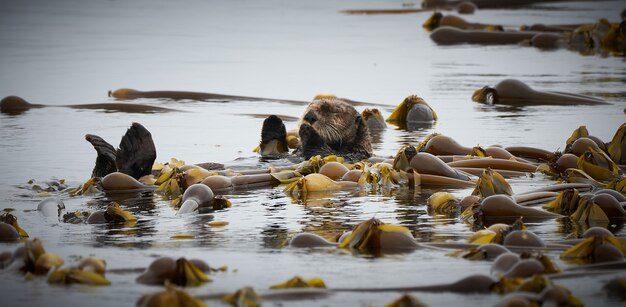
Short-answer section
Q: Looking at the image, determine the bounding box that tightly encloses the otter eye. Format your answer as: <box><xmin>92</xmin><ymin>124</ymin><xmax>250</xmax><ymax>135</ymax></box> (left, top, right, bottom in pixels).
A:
<box><xmin>304</xmin><ymin>111</ymin><xmax>317</xmax><ymax>124</ymax></box>
<box><xmin>355</xmin><ymin>115</ymin><xmax>361</xmax><ymax>123</ymax></box>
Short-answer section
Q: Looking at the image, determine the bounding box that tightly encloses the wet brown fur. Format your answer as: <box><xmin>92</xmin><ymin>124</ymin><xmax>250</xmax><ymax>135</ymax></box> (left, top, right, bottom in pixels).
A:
<box><xmin>299</xmin><ymin>98</ymin><xmax>372</xmax><ymax>161</ymax></box>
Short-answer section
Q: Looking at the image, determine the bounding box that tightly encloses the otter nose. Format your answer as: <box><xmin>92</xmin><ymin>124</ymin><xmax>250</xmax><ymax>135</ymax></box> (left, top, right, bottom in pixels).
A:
<box><xmin>303</xmin><ymin>111</ymin><xmax>317</xmax><ymax>124</ymax></box>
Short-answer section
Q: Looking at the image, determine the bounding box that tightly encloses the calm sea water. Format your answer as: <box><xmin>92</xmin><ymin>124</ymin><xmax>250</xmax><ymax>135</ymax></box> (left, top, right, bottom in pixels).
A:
<box><xmin>1</xmin><ymin>0</ymin><xmax>625</xmax><ymax>306</ymax></box>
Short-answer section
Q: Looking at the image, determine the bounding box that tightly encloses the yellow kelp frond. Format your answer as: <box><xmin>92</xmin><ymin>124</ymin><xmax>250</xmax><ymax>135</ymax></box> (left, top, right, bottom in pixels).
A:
<box><xmin>48</xmin><ymin>268</ymin><xmax>110</xmax><ymax>285</ymax></box>
<box><xmin>601</xmin><ymin>22</ymin><xmax>626</xmax><ymax>55</ymax></box>
<box><xmin>152</xmin><ymin>158</ymin><xmax>185</xmax><ymax>172</ymax></box>
<box><xmin>470</xmin><ymin>146</ymin><xmax>487</xmax><ymax>157</ymax></box>
<box><xmin>137</xmin><ymin>283</ymin><xmax>207</xmax><ymax>307</ymax></box>
<box><xmin>570</xmin><ymin>197</ymin><xmax>609</xmax><ymax>225</ymax></box>
<box><xmin>156</xmin><ymin>167</ymin><xmax>184</xmax><ymax>198</ymax></box>
<box><xmin>577</xmin><ymin>148</ymin><xmax>620</xmax><ymax>181</ymax></box>
<box><xmin>78</xmin><ymin>257</ymin><xmax>107</xmax><ymax>275</ymax></box>
<box><xmin>607</xmin><ymin>177</ymin><xmax>626</xmax><ymax>194</ymax></box>
<box><xmin>422</xmin><ymin>12</ymin><xmax>443</xmax><ymax>31</ymax></box>
<box><xmin>68</xmin><ymin>177</ymin><xmax>101</xmax><ymax>196</ymax></box>
<box><xmin>492</xmin><ymin>277</ymin><xmax>525</xmax><ymax>294</ymax></box>
<box><xmin>516</xmin><ymin>274</ymin><xmax>552</xmax><ymax>293</ymax></box>
<box><xmin>393</xmin><ymin>144</ymin><xmax>418</xmax><ymax>172</ymax></box>
<box><xmin>560</xmin><ymin>235</ymin><xmax>624</xmax><ymax>262</ymax></box>
<box><xmin>386</xmin><ymin>95</ymin><xmax>437</xmax><ymax>126</ymax></box>
<box><xmin>270</xmin><ymin>171</ymin><xmax>301</xmax><ymax>185</ymax></box>
<box><xmin>563</xmin><ymin>168</ymin><xmax>603</xmax><ymax>186</ymax></box>
<box><xmin>337</xmin><ymin>218</ymin><xmax>412</xmax><ymax>253</ymax></box>
<box><xmin>294</xmin><ymin>155</ymin><xmax>325</xmax><ymax>175</ymax></box>
<box><xmin>607</xmin><ymin>123</ymin><xmax>626</xmax><ymax>165</ymax></box>
<box><xmin>469</xmin><ymin>229</ymin><xmax>496</xmax><ymax>245</ymax></box>
<box><xmin>270</xmin><ymin>276</ymin><xmax>326</xmax><ymax>289</ymax></box>
<box><xmin>359</xmin><ymin>163</ymin><xmax>409</xmax><ymax>190</ymax></box>
<box><xmin>566</xmin><ymin>125</ymin><xmax>589</xmax><ymax>148</ymax></box>
<box><xmin>222</xmin><ymin>287</ymin><xmax>261</xmax><ymax>307</ymax></box>
<box><xmin>211</xmin><ymin>195</ymin><xmax>232</xmax><ymax>211</ymax></box>
<box><xmin>22</xmin><ymin>238</ymin><xmax>48</xmax><ymax>274</ymax></box>
<box><xmin>537</xmin><ymin>254</ymin><xmax>561</xmax><ymax>274</ymax></box>
<box><xmin>427</xmin><ymin>192</ymin><xmax>460</xmax><ymax>216</ymax></box>
<box><xmin>386</xmin><ymin>293</ymin><xmax>427</xmax><ymax>307</ymax></box>
<box><xmin>543</xmin><ymin>189</ymin><xmax>580</xmax><ymax>215</ymax></box>
<box><xmin>284</xmin><ymin>173</ymin><xmax>356</xmax><ymax>197</ymax></box>
<box><xmin>173</xmin><ymin>257</ymin><xmax>211</xmax><ymax>287</ymax></box>
<box><xmin>471</xmin><ymin>168</ymin><xmax>513</xmax><ymax>198</ymax></box>
<box><xmin>415</xmin><ymin>133</ymin><xmax>440</xmax><ymax>152</ymax></box>
<box><xmin>104</xmin><ymin>202</ymin><xmax>137</xmax><ymax>222</ymax></box>
<box><xmin>0</xmin><ymin>212</ymin><xmax>28</xmax><ymax>237</ymax></box>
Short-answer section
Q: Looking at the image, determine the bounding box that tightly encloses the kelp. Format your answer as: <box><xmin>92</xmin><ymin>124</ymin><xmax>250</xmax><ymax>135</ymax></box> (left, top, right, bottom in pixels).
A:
<box><xmin>104</xmin><ymin>202</ymin><xmax>138</xmax><ymax>222</ymax></box>
<box><xmin>358</xmin><ymin>162</ymin><xmax>409</xmax><ymax>190</ymax></box>
<box><xmin>68</xmin><ymin>177</ymin><xmax>101</xmax><ymax>196</ymax></box>
<box><xmin>427</xmin><ymin>192</ymin><xmax>460</xmax><ymax>216</ymax></box>
<box><xmin>576</xmin><ymin>148</ymin><xmax>620</xmax><ymax>181</ymax></box>
<box><xmin>392</xmin><ymin>144</ymin><xmax>418</xmax><ymax>172</ymax></box>
<box><xmin>222</xmin><ymin>287</ymin><xmax>261</xmax><ymax>307</ymax></box>
<box><xmin>386</xmin><ymin>293</ymin><xmax>427</xmax><ymax>307</ymax></box>
<box><xmin>570</xmin><ymin>197</ymin><xmax>610</xmax><ymax>225</ymax></box>
<box><xmin>337</xmin><ymin>218</ymin><xmax>414</xmax><ymax>253</ymax></box>
<box><xmin>0</xmin><ymin>211</ymin><xmax>28</xmax><ymax>237</ymax></box>
<box><xmin>565</xmin><ymin>125</ymin><xmax>589</xmax><ymax>150</ymax></box>
<box><xmin>543</xmin><ymin>189</ymin><xmax>580</xmax><ymax>215</ymax></box>
<box><xmin>270</xmin><ymin>276</ymin><xmax>326</xmax><ymax>289</ymax></box>
<box><xmin>20</xmin><ymin>238</ymin><xmax>64</xmax><ymax>275</ymax></box>
<box><xmin>155</xmin><ymin>166</ymin><xmax>184</xmax><ymax>198</ymax></box>
<box><xmin>561</xmin><ymin>235</ymin><xmax>624</xmax><ymax>262</ymax></box>
<box><xmin>48</xmin><ymin>267</ymin><xmax>110</xmax><ymax>285</ymax></box>
<box><xmin>137</xmin><ymin>283</ymin><xmax>206</xmax><ymax>307</ymax></box>
<box><xmin>471</xmin><ymin>168</ymin><xmax>513</xmax><ymax>198</ymax></box>
<box><xmin>284</xmin><ymin>173</ymin><xmax>357</xmax><ymax>198</ymax></box>
<box><xmin>386</xmin><ymin>95</ymin><xmax>437</xmax><ymax>128</ymax></box>
<box><xmin>607</xmin><ymin>123</ymin><xmax>626</xmax><ymax>165</ymax></box>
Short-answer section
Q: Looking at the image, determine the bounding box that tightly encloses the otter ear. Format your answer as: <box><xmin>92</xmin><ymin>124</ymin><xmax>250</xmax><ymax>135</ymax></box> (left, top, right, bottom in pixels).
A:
<box><xmin>355</xmin><ymin>114</ymin><xmax>362</xmax><ymax>124</ymax></box>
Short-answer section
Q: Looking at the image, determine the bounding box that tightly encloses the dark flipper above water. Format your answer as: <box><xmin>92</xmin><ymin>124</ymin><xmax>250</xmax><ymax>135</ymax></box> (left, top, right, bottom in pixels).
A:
<box><xmin>85</xmin><ymin>134</ymin><xmax>118</xmax><ymax>178</ymax></box>
<box><xmin>116</xmin><ymin>123</ymin><xmax>156</xmax><ymax>179</ymax></box>
<box><xmin>86</xmin><ymin>123</ymin><xmax>156</xmax><ymax>179</ymax></box>
<box><xmin>260</xmin><ymin>115</ymin><xmax>289</xmax><ymax>158</ymax></box>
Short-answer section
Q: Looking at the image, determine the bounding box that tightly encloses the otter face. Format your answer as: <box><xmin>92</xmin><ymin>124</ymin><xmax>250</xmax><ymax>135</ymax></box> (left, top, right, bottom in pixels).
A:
<box><xmin>300</xmin><ymin>98</ymin><xmax>361</xmax><ymax>148</ymax></box>
<box><xmin>472</xmin><ymin>86</ymin><xmax>498</xmax><ymax>105</ymax></box>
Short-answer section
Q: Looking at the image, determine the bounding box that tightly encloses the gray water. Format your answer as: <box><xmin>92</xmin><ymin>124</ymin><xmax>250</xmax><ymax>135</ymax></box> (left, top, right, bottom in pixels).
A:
<box><xmin>1</xmin><ymin>0</ymin><xmax>625</xmax><ymax>306</ymax></box>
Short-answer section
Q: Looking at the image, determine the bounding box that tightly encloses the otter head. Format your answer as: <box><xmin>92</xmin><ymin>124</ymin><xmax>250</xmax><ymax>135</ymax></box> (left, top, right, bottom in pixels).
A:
<box><xmin>300</xmin><ymin>98</ymin><xmax>363</xmax><ymax>149</ymax></box>
<box><xmin>422</xmin><ymin>12</ymin><xmax>443</xmax><ymax>30</ymax></box>
<box><xmin>472</xmin><ymin>86</ymin><xmax>499</xmax><ymax>105</ymax></box>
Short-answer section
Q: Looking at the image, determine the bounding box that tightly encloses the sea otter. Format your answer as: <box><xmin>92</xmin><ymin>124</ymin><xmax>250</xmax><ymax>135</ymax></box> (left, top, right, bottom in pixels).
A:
<box><xmin>86</xmin><ymin>122</ymin><xmax>156</xmax><ymax>179</ymax></box>
<box><xmin>260</xmin><ymin>97</ymin><xmax>373</xmax><ymax>161</ymax></box>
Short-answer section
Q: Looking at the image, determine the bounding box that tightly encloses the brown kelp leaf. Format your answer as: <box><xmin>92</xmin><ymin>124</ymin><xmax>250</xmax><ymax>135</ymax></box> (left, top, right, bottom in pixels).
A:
<box><xmin>471</xmin><ymin>168</ymin><xmax>513</xmax><ymax>197</ymax></box>
<box><xmin>607</xmin><ymin>123</ymin><xmax>626</xmax><ymax>165</ymax></box>
<box><xmin>68</xmin><ymin>177</ymin><xmax>101</xmax><ymax>196</ymax></box>
<box><xmin>48</xmin><ymin>268</ymin><xmax>110</xmax><ymax>285</ymax></box>
<box><xmin>560</xmin><ymin>235</ymin><xmax>624</xmax><ymax>261</ymax></box>
<box><xmin>222</xmin><ymin>287</ymin><xmax>261</xmax><ymax>307</ymax></box>
<box><xmin>0</xmin><ymin>212</ymin><xmax>28</xmax><ymax>237</ymax></box>
<box><xmin>386</xmin><ymin>293</ymin><xmax>427</xmax><ymax>307</ymax></box>
<box><xmin>565</xmin><ymin>125</ymin><xmax>589</xmax><ymax>149</ymax></box>
<box><xmin>137</xmin><ymin>283</ymin><xmax>206</xmax><ymax>307</ymax></box>
<box><xmin>270</xmin><ymin>276</ymin><xmax>326</xmax><ymax>289</ymax></box>
<box><xmin>104</xmin><ymin>202</ymin><xmax>137</xmax><ymax>222</ymax></box>
<box><xmin>576</xmin><ymin>148</ymin><xmax>620</xmax><ymax>181</ymax></box>
<box><xmin>544</xmin><ymin>189</ymin><xmax>580</xmax><ymax>215</ymax></box>
<box><xmin>174</xmin><ymin>258</ymin><xmax>211</xmax><ymax>287</ymax></box>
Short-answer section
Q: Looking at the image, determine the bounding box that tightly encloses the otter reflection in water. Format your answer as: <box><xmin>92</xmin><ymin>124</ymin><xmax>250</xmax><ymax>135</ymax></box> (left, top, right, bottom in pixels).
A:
<box><xmin>260</xmin><ymin>96</ymin><xmax>373</xmax><ymax>161</ymax></box>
